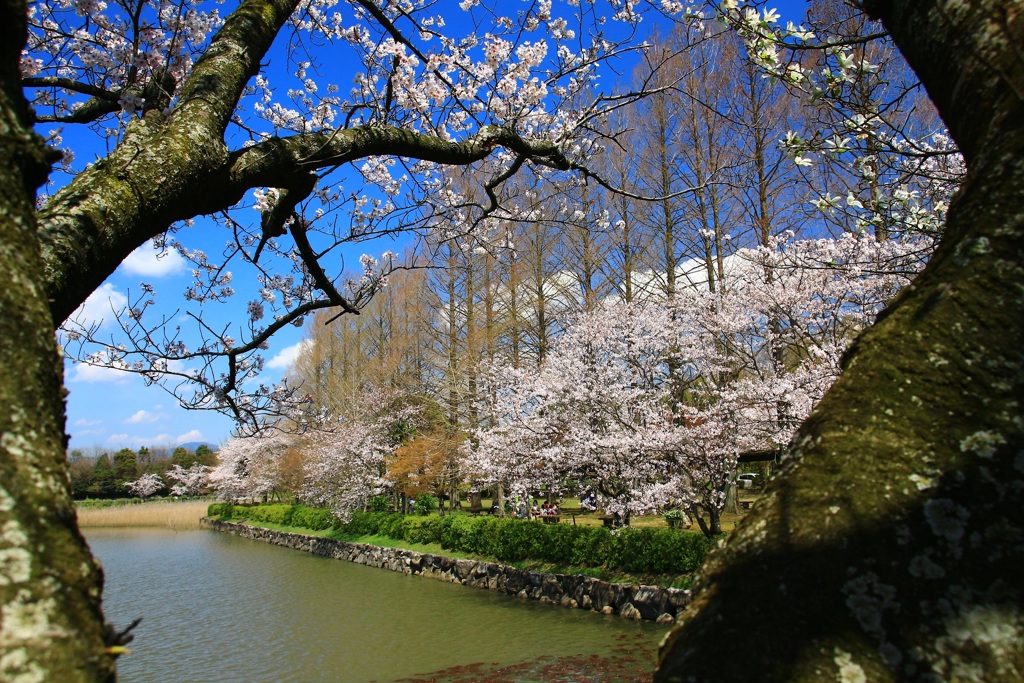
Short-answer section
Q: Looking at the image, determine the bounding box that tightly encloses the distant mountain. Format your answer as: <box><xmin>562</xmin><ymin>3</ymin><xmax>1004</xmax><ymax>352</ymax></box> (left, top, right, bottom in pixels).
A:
<box><xmin>178</xmin><ymin>441</ymin><xmax>219</xmax><ymax>452</ymax></box>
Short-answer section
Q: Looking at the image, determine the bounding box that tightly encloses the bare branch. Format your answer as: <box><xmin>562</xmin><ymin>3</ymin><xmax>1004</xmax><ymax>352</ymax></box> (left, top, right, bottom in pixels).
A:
<box><xmin>22</xmin><ymin>76</ymin><xmax>120</xmax><ymax>100</ymax></box>
<box><xmin>289</xmin><ymin>216</ymin><xmax>360</xmax><ymax>315</ymax></box>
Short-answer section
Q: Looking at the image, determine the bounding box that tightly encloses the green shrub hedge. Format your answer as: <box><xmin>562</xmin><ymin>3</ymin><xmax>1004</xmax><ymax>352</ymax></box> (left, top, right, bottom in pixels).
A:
<box><xmin>209</xmin><ymin>503</ymin><xmax>716</xmax><ymax>575</ymax></box>
<box><xmin>290</xmin><ymin>505</ymin><xmax>336</xmax><ymax>531</ymax></box>
<box><xmin>207</xmin><ymin>502</ymin><xmax>233</xmax><ymax>518</ymax></box>
<box><xmin>246</xmin><ymin>503</ymin><xmax>294</xmax><ymax>526</ymax></box>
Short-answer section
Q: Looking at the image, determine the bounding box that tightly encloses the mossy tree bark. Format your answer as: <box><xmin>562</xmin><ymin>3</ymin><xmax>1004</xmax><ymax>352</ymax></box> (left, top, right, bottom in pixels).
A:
<box><xmin>656</xmin><ymin>2</ymin><xmax>1024</xmax><ymax>681</ymax></box>
<box><xmin>0</xmin><ymin>1</ymin><xmax>115</xmax><ymax>680</ymax></box>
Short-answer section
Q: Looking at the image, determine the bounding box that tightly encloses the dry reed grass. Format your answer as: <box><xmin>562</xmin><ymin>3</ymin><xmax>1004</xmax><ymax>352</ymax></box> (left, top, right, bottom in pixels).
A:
<box><xmin>76</xmin><ymin>500</ymin><xmax>209</xmax><ymax>530</ymax></box>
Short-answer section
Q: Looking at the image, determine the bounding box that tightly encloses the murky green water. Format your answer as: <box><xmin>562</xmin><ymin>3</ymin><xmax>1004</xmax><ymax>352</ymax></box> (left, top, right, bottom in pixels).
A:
<box><xmin>87</xmin><ymin>528</ymin><xmax>664</xmax><ymax>682</ymax></box>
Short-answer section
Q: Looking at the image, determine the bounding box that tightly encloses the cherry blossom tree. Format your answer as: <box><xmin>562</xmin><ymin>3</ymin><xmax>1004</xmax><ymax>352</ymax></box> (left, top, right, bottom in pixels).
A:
<box><xmin>208</xmin><ymin>386</ymin><xmax>424</xmax><ymax>518</ymax></box>
<box><xmin>471</xmin><ymin>231</ymin><xmax>923</xmax><ymax>534</ymax></box>
<box><xmin>299</xmin><ymin>422</ymin><xmax>392</xmax><ymax>521</ymax></box>
<box><xmin>670</xmin><ymin>232</ymin><xmax>922</xmax><ymax>532</ymax></box>
<box><xmin>300</xmin><ymin>387</ymin><xmax>426</xmax><ymax>519</ymax></box>
<box><xmin>165</xmin><ymin>463</ymin><xmax>211</xmax><ymax>497</ymax></box>
<box><xmin>494</xmin><ymin>299</ymin><xmax>689</xmax><ymax>525</ymax></box>
<box><xmin>209</xmin><ymin>427</ymin><xmax>295</xmax><ymax>500</ymax></box>
<box><xmin>123</xmin><ymin>472</ymin><xmax>165</xmax><ymax>498</ymax></box>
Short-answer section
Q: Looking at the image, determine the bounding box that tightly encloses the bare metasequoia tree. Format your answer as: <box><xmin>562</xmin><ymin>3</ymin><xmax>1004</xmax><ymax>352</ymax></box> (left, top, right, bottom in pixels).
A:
<box><xmin>657</xmin><ymin>1</ymin><xmax>1024</xmax><ymax>680</ymax></box>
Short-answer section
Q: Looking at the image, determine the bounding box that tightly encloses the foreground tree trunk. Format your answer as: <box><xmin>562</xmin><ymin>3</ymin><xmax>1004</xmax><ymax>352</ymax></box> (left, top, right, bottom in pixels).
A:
<box><xmin>657</xmin><ymin>2</ymin><xmax>1024</xmax><ymax>681</ymax></box>
<box><xmin>0</xmin><ymin>1</ymin><xmax>115</xmax><ymax>680</ymax></box>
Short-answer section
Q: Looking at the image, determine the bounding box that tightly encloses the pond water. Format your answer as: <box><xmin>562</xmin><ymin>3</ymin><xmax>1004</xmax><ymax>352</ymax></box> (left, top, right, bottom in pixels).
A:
<box><xmin>86</xmin><ymin>528</ymin><xmax>665</xmax><ymax>682</ymax></box>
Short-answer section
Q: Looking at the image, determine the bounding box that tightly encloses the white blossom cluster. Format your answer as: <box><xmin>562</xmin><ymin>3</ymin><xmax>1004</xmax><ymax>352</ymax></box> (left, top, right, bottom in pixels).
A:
<box><xmin>123</xmin><ymin>472</ymin><xmax>165</xmax><ymax>498</ymax></box>
<box><xmin>24</xmin><ymin>0</ymin><xmax>223</xmax><ymax>121</ymax></box>
<box><xmin>165</xmin><ymin>463</ymin><xmax>212</xmax><ymax>497</ymax></box>
<box><xmin>209</xmin><ymin>388</ymin><xmax>423</xmax><ymax>520</ymax></box>
<box><xmin>468</xmin><ymin>233</ymin><xmax>924</xmax><ymax>520</ymax></box>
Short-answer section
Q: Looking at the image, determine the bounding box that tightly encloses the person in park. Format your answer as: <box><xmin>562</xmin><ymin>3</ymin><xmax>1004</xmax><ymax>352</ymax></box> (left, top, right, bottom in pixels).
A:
<box><xmin>0</xmin><ymin>2</ymin><xmax>1020</xmax><ymax>683</ymax></box>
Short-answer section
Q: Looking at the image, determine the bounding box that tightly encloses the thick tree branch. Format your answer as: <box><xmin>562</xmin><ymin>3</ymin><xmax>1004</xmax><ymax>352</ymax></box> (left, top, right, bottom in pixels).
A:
<box><xmin>34</xmin><ymin>96</ymin><xmax>121</xmax><ymax>124</ymax></box>
<box><xmin>173</xmin><ymin>0</ymin><xmax>300</xmax><ymax>136</ymax></box>
<box><xmin>226</xmin><ymin>123</ymin><xmax>569</xmax><ymax>189</ymax></box>
<box><xmin>36</xmin><ymin>0</ymin><xmax>301</xmax><ymax>325</ymax></box>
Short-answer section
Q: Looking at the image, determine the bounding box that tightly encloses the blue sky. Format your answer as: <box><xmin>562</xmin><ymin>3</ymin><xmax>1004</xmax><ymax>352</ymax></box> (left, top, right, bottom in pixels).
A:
<box><xmin>60</xmin><ymin>0</ymin><xmax>810</xmax><ymax>454</ymax></box>
<box><xmin>63</xmin><ymin>236</ymin><xmax>308</xmax><ymax>451</ymax></box>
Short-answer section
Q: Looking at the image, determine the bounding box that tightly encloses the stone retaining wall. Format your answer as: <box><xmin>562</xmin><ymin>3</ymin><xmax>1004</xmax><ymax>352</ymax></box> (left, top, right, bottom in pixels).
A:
<box><xmin>201</xmin><ymin>518</ymin><xmax>689</xmax><ymax>624</ymax></box>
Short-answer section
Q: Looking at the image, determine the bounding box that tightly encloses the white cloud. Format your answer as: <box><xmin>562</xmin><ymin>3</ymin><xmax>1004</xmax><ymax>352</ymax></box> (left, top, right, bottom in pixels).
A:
<box><xmin>163</xmin><ymin>359</ymin><xmax>196</xmax><ymax>376</ymax></box>
<box><xmin>125</xmin><ymin>409</ymin><xmax>162</xmax><ymax>424</ymax></box>
<box><xmin>121</xmin><ymin>240</ymin><xmax>186</xmax><ymax>278</ymax></box>
<box><xmin>107</xmin><ymin>433</ymin><xmax>175</xmax><ymax>448</ymax></box>
<box><xmin>73</xmin><ymin>417</ymin><xmax>102</xmax><ymax>427</ymax></box>
<box><xmin>266</xmin><ymin>340</ymin><xmax>308</xmax><ymax>370</ymax></box>
<box><xmin>70</xmin><ymin>362</ymin><xmax>130</xmax><ymax>384</ymax></box>
<box><xmin>105</xmin><ymin>430</ymin><xmax>204</xmax><ymax>449</ymax></box>
<box><xmin>65</xmin><ymin>283</ymin><xmax>127</xmax><ymax>330</ymax></box>
<box><xmin>176</xmin><ymin>430</ymin><xmax>204</xmax><ymax>444</ymax></box>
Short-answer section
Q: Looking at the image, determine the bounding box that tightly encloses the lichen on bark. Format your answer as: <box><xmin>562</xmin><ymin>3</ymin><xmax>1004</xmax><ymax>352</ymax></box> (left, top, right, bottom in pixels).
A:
<box><xmin>1</xmin><ymin>0</ymin><xmax>115</xmax><ymax>679</ymax></box>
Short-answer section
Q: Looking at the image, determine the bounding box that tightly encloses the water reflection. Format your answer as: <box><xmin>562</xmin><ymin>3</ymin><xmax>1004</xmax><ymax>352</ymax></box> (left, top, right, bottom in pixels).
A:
<box><xmin>87</xmin><ymin>528</ymin><xmax>664</xmax><ymax>682</ymax></box>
